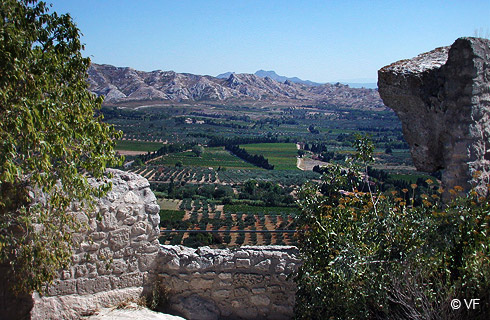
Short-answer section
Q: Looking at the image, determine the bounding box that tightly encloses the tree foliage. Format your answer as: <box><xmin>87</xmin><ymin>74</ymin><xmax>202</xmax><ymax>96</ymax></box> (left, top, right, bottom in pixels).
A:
<box><xmin>294</xmin><ymin>136</ymin><xmax>490</xmax><ymax>319</ymax></box>
<box><xmin>225</xmin><ymin>144</ymin><xmax>274</xmax><ymax>170</ymax></box>
<box><xmin>0</xmin><ymin>0</ymin><xmax>121</xmax><ymax>293</ymax></box>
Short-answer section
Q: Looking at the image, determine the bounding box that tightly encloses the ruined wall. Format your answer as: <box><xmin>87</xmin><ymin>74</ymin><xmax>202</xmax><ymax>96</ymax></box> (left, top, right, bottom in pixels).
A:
<box><xmin>158</xmin><ymin>245</ymin><xmax>299</xmax><ymax>320</ymax></box>
<box><xmin>378</xmin><ymin>37</ymin><xmax>490</xmax><ymax>196</ymax></box>
<box><xmin>30</xmin><ymin>169</ymin><xmax>162</xmax><ymax>319</ymax></box>
<box><xmin>22</xmin><ymin>170</ymin><xmax>299</xmax><ymax>320</ymax></box>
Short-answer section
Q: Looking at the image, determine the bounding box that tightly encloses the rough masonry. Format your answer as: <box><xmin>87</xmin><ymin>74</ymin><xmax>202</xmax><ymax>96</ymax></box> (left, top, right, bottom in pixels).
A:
<box><xmin>13</xmin><ymin>170</ymin><xmax>299</xmax><ymax>319</ymax></box>
<box><xmin>158</xmin><ymin>245</ymin><xmax>299</xmax><ymax>320</ymax></box>
<box><xmin>378</xmin><ymin>37</ymin><xmax>490</xmax><ymax>196</ymax></box>
<box><xmin>30</xmin><ymin>169</ymin><xmax>162</xmax><ymax>319</ymax></box>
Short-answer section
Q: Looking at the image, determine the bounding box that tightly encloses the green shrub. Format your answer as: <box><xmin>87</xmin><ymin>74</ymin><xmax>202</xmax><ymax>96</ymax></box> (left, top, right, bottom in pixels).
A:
<box><xmin>294</xmin><ymin>136</ymin><xmax>490</xmax><ymax>319</ymax></box>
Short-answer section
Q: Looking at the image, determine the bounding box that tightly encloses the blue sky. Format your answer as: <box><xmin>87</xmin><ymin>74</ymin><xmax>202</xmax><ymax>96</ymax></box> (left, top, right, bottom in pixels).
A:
<box><xmin>49</xmin><ymin>0</ymin><xmax>489</xmax><ymax>83</ymax></box>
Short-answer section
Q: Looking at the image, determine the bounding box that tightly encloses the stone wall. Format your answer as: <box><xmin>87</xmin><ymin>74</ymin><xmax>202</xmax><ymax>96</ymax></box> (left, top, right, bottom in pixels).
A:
<box><xmin>30</xmin><ymin>169</ymin><xmax>162</xmax><ymax>319</ymax></box>
<box><xmin>17</xmin><ymin>170</ymin><xmax>300</xmax><ymax>319</ymax></box>
<box><xmin>158</xmin><ymin>245</ymin><xmax>299</xmax><ymax>320</ymax></box>
<box><xmin>378</xmin><ymin>37</ymin><xmax>490</xmax><ymax>197</ymax></box>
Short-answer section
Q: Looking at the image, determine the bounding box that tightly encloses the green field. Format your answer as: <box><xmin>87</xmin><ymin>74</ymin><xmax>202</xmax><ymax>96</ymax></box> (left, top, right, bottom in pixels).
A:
<box><xmin>116</xmin><ymin>140</ymin><xmax>163</xmax><ymax>152</ymax></box>
<box><xmin>242</xmin><ymin>143</ymin><xmax>298</xmax><ymax>170</ymax></box>
<box><xmin>155</xmin><ymin>147</ymin><xmax>258</xmax><ymax>169</ymax></box>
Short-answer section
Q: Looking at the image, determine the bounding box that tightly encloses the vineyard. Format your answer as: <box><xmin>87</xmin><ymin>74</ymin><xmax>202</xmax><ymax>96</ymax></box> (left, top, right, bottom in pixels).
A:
<box><xmin>158</xmin><ymin>199</ymin><xmax>299</xmax><ymax>247</ymax></box>
<box><xmin>102</xmin><ymin>102</ymin><xmax>420</xmax><ymax>248</ymax></box>
<box><xmin>130</xmin><ymin>165</ymin><xmax>320</xmax><ymax>186</ymax></box>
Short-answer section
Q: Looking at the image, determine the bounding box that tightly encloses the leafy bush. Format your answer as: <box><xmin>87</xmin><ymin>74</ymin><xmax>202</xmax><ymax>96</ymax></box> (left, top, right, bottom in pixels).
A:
<box><xmin>294</xmin><ymin>136</ymin><xmax>490</xmax><ymax>319</ymax></box>
<box><xmin>0</xmin><ymin>0</ymin><xmax>122</xmax><ymax>293</ymax></box>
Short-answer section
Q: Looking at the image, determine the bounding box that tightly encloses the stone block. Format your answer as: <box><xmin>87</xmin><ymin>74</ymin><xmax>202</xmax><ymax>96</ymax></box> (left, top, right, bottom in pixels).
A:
<box><xmin>251</xmin><ymin>288</ymin><xmax>266</xmax><ymax>294</ymax></box>
<box><xmin>116</xmin><ymin>207</ymin><xmax>131</xmax><ymax>220</ymax></box>
<box><xmin>234</xmin><ymin>250</ymin><xmax>250</xmax><ymax>258</ymax></box>
<box><xmin>233</xmin><ymin>287</ymin><xmax>250</xmax><ymax>297</ymax></box>
<box><xmin>233</xmin><ymin>273</ymin><xmax>263</xmax><ymax>287</ymax></box>
<box><xmin>133</xmin><ymin>242</ymin><xmax>159</xmax><ymax>254</ymax></box>
<box><xmin>145</xmin><ymin>203</ymin><xmax>160</xmax><ymax>215</ymax></box>
<box><xmin>111</xmin><ymin>259</ymin><xmax>127</xmax><ymax>274</ymax></box>
<box><xmin>137</xmin><ymin>252</ymin><xmax>158</xmax><ymax>272</ymax></box>
<box><xmin>218</xmin><ymin>272</ymin><xmax>232</xmax><ymax>280</ymax></box>
<box><xmin>123</xmin><ymin>191</ymin><xmax>139</xmax><ymax>204</ymax></box>
<box><xmin>251</xmin><ymin>295</ymin><xmax>271</xmax><ymax>306</ymax></box>
<box><xmin>90</xmin><ymin>232</ymin><xmax>106</xmax><ymax>241</ymax></box>
<box><xmin>46</xmin><ymin>280</ymin><xmax>77</xmax><ymax>296</ymax></box>
<box><xmin>236</xmin><ymin>258</ymin><xmax>251</xmax><ymax>268</ymax></box>
<box><xmin>96</xmin><ymin>260</ymin><xmax>113</xmax><ymax>275</ymax></box>
<box><xmin>74</xmin><ymin>265</ymin><xmax>88</xmax><ymax>278</ymax></box>
<box><xmin>98</xmin><ymin>210</ymin><xmax>118</xmax><ymax>231</ymax></box>
<box><xmin>189</xmin><ymin>278</ymin><xmax>214</xmax><ymax>290</ymax></box>
<box><xmin>130</xmin><ymin>221</ymin><xmax>147</xmax><ymax>237</ymax></box>
<box><xmin>77</xmin><ymin>277</ymin><xmax>111</xmax><ymax>294</ymax></box>
<box><xmin>166</xmin><ymin>257</ymin><xmax>181</xmax><ymax>270</ymax></box>
<box><xmin>212</xmin><ymin>289</ymin><xmax>231</xmax><ymax>299</ymax></box>
<box><xmin>254</xmin><ymin>259</ymin><xmax>271</xmax><ymax>271</ymax></box>
<box><xmin>110</xmin><ymin>272</ymin><xmax>144</xmax><ymax>289</ymax></box>
<box><xmin>108</xmin><ymin>228</ymin><xmax>130</xmax><ymax>251</ymax></box>
<box><xmin>123</xmin><ymin>215</ymin><xmax>137</xmax><ymax>225</ymax></box>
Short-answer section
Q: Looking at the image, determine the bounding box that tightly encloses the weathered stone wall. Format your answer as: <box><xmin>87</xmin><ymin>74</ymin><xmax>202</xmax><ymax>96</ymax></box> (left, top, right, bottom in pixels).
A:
<box><xmin>158</xmin><ymin>245</ymin><xmax>299</xmax><ymax>320</ymax></box>
<box><xmin>30</xmin><ymin>169</ymin><xmax>162</xmax><ymax>319</ymax></box>
<box><xmin>378</xmin><ymin>37</ymin><xmax>490</xmax><ymax>197</ymax></box>
<box><xmin>16</xmin><ymin>170</ymin><xmax>300</xmax><ymax>319</ymax></box>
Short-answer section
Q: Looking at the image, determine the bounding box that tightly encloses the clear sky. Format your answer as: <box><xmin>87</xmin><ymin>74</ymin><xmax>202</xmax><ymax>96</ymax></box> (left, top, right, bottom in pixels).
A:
<box><xmin>49</xmin><ymin>0</ymin><xmax>489</xmax><ymax>83</ymax></box>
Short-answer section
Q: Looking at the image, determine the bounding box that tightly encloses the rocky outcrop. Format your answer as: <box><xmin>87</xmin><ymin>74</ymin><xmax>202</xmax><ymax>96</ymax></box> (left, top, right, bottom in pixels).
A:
<box><xmin>378</xmin><ymin>37</ymin><xmax>490</xmax><ymax>196</ymax></box>
<box><xmin>30</xmin><ymin>169</ymin><xmax>161</xmax><ymax>320</ymax></box>
<box><xmin>158</xmin><ymin>245</ymin><xmax>299</xmax><ymax>320</ymax></box>
<box><xmin>88</xmin><ymin>63</ymin><xmax>384</xmax><ymax>109</ymax></box>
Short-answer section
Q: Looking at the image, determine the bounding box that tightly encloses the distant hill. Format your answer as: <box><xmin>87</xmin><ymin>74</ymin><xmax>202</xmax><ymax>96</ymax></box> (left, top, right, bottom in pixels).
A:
<box><xmin>88</xmin><ymin>63</ymin><xmax>385</xmax><ymax>110</ymax></box>
<box><xmin>219</xmin><ymin>70</ymin><xmax>377</xmax><ymax>88</ymax></box>
<box><xmin>253</xmin><ymin>70</ymin><xmax>322</xmax><ymax>86</ymax></box>
<box><xmin>339</xmin><ymin>82</ymin><xmax>377</xmax><ymax>89</ymax></box>
<box><xmin>216</xmin><ymin>71</ymin><xmax>235</xmax><ymax>79</ymax></box>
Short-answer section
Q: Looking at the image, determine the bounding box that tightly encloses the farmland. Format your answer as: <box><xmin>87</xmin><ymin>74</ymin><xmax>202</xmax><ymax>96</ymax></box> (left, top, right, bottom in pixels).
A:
<box><xmin>241</xmin><ymin>143</ymin><xmax>299</xmax><ymax>170</ymax></box>
<box><xmin>151</xmin><ymin>147</ymin><xmax>257</xmax><ymax>169</ymax></box>
<box><xmin>101</xmin><ymin>102</ymin><xmax>434</xmax><ymax>247</ymax></box>
<box><xmin>115</xmin><ymin>140</ymin><xmax>164</xmax><ymax>152</ymax></box>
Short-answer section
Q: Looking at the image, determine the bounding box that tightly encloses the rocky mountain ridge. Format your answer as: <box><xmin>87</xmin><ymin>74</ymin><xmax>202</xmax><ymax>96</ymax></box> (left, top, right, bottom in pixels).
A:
<box><xmin>217</xmin><ymin>70</ymin><xmax>322</xmax><ymax>86</ymax></box>
<box><xmin>88</xmin><ymin>63</ymin><xmax>385</xmax><ymax>110</ymax></box>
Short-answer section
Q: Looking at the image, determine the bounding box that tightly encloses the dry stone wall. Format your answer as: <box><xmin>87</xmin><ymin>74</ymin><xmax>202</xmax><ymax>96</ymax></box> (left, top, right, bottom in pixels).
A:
<box><xmin>378</xmin><ymin>37</ymin><xmax>490</xmax><ymax>197</ymax></box>
<box><xmin>30</xmin><ymin>169</ymin><xmax>162</xmax><ymax>320</ymax></box>
<box><xmin>16</xmin><ymin>169</ymin><xmax>300</xmax><ymax>319</ymax></box>
<box><xmin>158</xmin><ymin>245</ymin><xmax>299</xmax><ymax>320</ymax></box>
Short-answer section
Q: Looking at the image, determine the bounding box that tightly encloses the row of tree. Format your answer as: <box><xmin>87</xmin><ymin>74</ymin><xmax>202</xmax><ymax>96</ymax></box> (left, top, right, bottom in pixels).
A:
<box><xmin>208</xmin><ymin>135</ymin><xmax>280</xmax><ymax>147</ymax></box>
<box><xmin>225</xmin><ymin>144</ymin><xmax>274</xmax><ymax>170</ymax></box>
<box><xmin>137</xmin><ymin>142</ymin><xmax>197</xmax><ymax>162</ymax></box>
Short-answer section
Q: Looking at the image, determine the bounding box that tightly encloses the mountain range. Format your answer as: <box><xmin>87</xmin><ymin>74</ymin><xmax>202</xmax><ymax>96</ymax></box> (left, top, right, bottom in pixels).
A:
<box><xmin>218</xmin><ymin>70</ymin><xmax>377</xmax><ymax>89</ymax></box>
<box><xmin>88</xmin><ymin>63</ymin><xmax>384</xmax><ymax>110</ymax></box>
<box><xmin>217</xmin><ymin>70</ymin><xmax>322</xmax><ymax>86</ymax></box>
